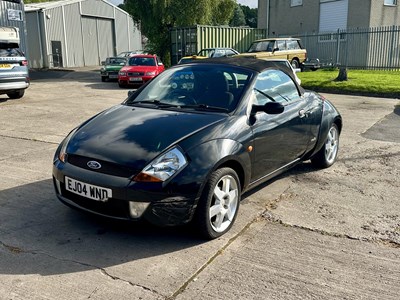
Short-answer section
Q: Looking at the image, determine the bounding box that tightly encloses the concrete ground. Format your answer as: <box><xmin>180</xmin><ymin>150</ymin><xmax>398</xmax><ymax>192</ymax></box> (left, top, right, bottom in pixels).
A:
<box><xmin>0</xmin><ymin>68</ymin><xmax>399</xmax><ymax>299</ymax></box>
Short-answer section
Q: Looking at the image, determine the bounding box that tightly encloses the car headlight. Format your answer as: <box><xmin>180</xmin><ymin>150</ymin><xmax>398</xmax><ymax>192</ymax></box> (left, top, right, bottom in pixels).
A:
<box><xmin>58</xmin><ymin>128</ymin><xmax>78</xmax><ymax>163</ymax></box>
<box><xmin>134</xmin><ymin>147</ymin><xmax>188</xmax><ymax>182</ymax></box>
<box><xmin>145</xmin><ymin>71</ymin><xmax>156</xmax><ymax>76</ymax></box>
<box><xmin>119</xmin><ymin>71</ymin><xmax>126</xmax><ymax>76</ymax></box>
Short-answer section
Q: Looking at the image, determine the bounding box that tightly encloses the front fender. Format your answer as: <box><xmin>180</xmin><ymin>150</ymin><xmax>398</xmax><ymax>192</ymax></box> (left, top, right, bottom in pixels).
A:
<box><xmin>174</xmin><ymin>139</ymin><xmax>251</xmax><ymax>199</ymax></box>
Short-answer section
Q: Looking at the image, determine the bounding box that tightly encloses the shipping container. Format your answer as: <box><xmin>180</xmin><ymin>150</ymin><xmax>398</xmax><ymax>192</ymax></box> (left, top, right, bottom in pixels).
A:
<box><xmin>170</xmin><ymin>25</ymin><xmax>267</xmax><ymax>65</ymax></box>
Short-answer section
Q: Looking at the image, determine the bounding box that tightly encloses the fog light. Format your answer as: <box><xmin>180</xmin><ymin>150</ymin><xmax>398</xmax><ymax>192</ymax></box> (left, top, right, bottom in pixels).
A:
<box><xmin>129</xmin><ymin>202</ymin><xmax>150</xmax><ymax>218</ymax></box>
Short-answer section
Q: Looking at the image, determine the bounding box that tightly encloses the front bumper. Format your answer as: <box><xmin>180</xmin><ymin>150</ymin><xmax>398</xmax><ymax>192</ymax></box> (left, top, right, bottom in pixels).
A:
<box><xmin>100</xmin><ymin>71</ymin><xmax>119</xmax><ymax>79</ymax></box>
<box><xmin>52</xmin><ymin>161</ymin><xmax>198</xmax><ymax>226</ymax></box>
<box><xmin>118</xmin><ymin>75</ymin><xmax>154</xmax><ymax>86</ymax></box>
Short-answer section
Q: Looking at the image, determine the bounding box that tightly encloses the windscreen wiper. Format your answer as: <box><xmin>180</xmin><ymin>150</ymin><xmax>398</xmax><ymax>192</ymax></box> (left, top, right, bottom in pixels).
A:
<box><xmin>181</xmin><ymin>104</ymin><xmax>229</xmax><ymax>112</ymax></box>
<box><xmin>128</xmin><ymin>100</ymin><xmax>179</xmax><ymax>108</ymax></box>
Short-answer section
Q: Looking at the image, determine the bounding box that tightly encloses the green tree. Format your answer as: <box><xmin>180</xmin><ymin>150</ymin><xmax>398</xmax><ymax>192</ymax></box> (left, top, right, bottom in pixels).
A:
<box><xmin>122</xmin><ymin>0</ymin><xmax>236</xmax><ymax>65</ymax></box>
<box><xmin>239</xmin><ymin>4</ymin><xmax>257</xmax><ymax>28</ymax></box>
<box><xmin>230</xmin><ymin>4</ymin><xmax>246</xmax><ymax>27</ymax></box>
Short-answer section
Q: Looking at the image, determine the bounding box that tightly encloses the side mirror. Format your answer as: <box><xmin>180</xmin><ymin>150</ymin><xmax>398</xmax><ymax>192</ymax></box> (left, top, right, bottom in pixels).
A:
<box><xmin>272</xmin><ymin>47</ymin><xmax>279</xmax><ymax>53</ymax></box>
<box><xmin>101</xmin><ymin>61</ymin><xmax>105</xmax><ymax>65</ymax></box>
<box><xmin>158</xmin><ymin>62</ymin><xmax>163</xmax><ymax>66</ymax></box>
<box><xmin>252</xmin><ymin>102</ymin><xmax>284</xmax><ymax>115</ymax></box>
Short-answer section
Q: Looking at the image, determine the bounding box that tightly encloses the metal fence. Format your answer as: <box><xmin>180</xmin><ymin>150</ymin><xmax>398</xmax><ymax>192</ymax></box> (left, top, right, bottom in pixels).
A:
<box><xmin>296</xmin><ymin>26</ymin><xmax>400</xmax><ymax>70</ymax></box>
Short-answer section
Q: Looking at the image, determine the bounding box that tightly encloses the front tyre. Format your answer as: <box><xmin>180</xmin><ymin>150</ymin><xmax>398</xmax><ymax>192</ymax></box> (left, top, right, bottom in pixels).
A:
<box><xmin>195</xmin><ymin>168</ymin><xmax>241</xmax><ymax>239</ymax></box>
<box><xmin>311</xmin><ymin>123</ymin><xmax>340</xmax><ymax>168</ymax></box>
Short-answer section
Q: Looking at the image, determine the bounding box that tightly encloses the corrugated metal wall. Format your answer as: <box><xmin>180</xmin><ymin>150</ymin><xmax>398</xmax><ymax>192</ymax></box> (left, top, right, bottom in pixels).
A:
<box><xmin>64</xmin><ymin>3</ymin><xmax>84</xmax><ymax>67</ymax></box>
<box><xmin>25</xmin><ymin>0</ymin><xmax>141</xmax><ymax>68</ymax></box>
<box><xmin>25</xmin><ymin>11</ymin><xmax>43</xmax><ymax>68</ymax></box>
<box><xmin>44</xmin><ymin>5</ymin><xmax>65</xmax><ymax>67</ymax></box>
<box><xmin>81</xmin><ymin>0</ymin><xmax>114</xmax><ymax>19</ymax></box>
<box><xmin>114</xmin><ymin>8</ymin><xmax>142</xmax><ymax>54</ymax></box>
<box><xmin>0</xmin><ymin>0</ymin><xmax>27</xmax><ymax>54</ymax></box>
<box><xmin>170</xmin><ymin>25</ymin><xmax>267</xmax><ymax>65</ymax></box>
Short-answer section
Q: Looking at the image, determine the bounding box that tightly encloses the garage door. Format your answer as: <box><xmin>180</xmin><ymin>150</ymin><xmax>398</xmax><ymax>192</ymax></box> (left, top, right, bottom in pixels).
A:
<box><xmin>81</xmin><ymin>17</ymin><xmax>99</xmax><ymax>66</ymax></box>
<box><xmin>319</xmin><ymin>0</ymin><xmax>348</xmax><ymax>32</ymax></box>
<box><xmin>97</xmin><ymin>19</ymin><xmax>114</xmax><ymax>62</ymax></box>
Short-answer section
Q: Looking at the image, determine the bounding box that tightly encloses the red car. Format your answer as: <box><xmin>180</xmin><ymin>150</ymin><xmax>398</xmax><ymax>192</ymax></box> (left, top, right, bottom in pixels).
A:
<box><xmin>118</xmin><ymin>54</ymin><xmax>165</xmax><ymax>87</ymax></box>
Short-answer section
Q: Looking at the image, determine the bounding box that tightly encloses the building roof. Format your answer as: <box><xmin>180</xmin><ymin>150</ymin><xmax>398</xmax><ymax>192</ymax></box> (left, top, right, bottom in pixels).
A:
<box><xmin>25</xmin><ymin>0</ymin><xmax>123</xmax><ymax>13</ymax></box>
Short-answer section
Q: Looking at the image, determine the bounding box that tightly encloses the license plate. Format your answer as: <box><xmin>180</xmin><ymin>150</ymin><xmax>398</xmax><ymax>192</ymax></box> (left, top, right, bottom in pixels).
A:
<box><xmin>129</xmin><ymin>77</ymin><xmax>142</xmax><ymax>82</ymax></box>
<box><xmin>0</xmin><ymin>64</ymin><xmax>11</xmax><ymax>68</ymax></box>
<box><xmin>65</xmin><ymin>176</ymin><xmax>112</xmax><ymax>202</ymax></box>
<box><xmin>109</xmin><ymin>75</ymin><xmax>118</xmax><ymax>79</ymax></box>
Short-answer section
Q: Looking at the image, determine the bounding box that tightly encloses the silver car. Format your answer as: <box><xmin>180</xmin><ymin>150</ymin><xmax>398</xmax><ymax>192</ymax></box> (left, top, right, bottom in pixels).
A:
<box><xmin>0</xmin><ymin>43</ymin><xmax>30</xmax><ymax>99</ymax></box>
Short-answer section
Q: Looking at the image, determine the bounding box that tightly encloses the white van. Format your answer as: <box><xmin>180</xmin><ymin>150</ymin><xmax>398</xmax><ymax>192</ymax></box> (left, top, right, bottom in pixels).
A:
<box><xmin>0</xmin><ymin>27</ymin><xmax>29</xmax><ymax>99</ymax></box>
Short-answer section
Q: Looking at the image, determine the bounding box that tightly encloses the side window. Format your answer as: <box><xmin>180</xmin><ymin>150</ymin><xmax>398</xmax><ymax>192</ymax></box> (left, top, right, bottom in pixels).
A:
<box><xmin>287</xmin><ymin>40</ymin><xmax>300</xmax><ymax>50</ymax></box>
<box><xmin>277</xmin><ymin>40</ymin><xmax>286</xmax><ymax>51</ymax></box>
<box><xmin>254</xmin><ymin>69</ymin><xmax>299</xmax><ymax>105</ymax></box>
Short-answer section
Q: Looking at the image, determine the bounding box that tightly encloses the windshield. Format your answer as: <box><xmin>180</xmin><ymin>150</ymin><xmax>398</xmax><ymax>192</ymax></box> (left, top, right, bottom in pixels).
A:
<box><xmin>128</xmin><ymin>57</ymin><xmax>156</xmax><ymax>66</ymax></box>
<box><xmin>125</xmin><ymin>65</ymin><xmax>252</xmax><ymax>113</ymax></box>
<box><xmin>106</xmin><ymin>57</ymin><xmax>126</xmax><ymax>65</ymax></box>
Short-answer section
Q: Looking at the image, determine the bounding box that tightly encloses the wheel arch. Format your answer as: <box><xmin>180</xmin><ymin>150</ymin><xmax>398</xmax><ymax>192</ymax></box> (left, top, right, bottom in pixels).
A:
<box><xmin>215</xmin><ymin>159</ymin><xmax>246</xmax><ymax>193</ymax></box>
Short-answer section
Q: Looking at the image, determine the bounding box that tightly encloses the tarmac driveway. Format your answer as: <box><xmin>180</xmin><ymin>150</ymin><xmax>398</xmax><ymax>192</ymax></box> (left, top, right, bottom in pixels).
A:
<box><xmin>0</xmin><ymin>68</ymin><xmax>399</xmax><ymax>299</ymax></box>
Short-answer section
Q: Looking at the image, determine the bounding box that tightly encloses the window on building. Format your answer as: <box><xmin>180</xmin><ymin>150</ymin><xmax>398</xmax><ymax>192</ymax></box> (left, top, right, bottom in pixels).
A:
<box><xmin>384</xmin><ymin>0</ymin><xmax>397</xmax><ymax>5</ymax></box>
<box><xmin>291</xmin><ymin>0</ymin><xmax>303</xmax><ymax>7</ymax></box>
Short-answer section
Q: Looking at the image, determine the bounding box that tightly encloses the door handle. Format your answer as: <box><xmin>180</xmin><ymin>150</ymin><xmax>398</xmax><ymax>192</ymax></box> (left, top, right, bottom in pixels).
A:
<box><xmin>299</xmin><ymin>109</ymin><xmax>306</xmax><ymax>118</ymax></box>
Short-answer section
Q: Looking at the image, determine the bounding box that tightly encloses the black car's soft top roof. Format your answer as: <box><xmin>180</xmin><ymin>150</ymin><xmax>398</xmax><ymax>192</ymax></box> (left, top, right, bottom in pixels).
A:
<box><xmin>182</xmin><ymin>57</ymin><xmax>303</xmax><ymax>93</ymax></box>
<box><xmin>183</xmin><ymin>57</ymin><xmax>289</xmax><ymax>73</ymax></box>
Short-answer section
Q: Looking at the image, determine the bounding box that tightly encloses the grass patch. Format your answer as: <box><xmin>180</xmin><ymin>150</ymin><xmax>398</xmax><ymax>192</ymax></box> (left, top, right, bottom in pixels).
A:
<box><xmin>297</xmin><ymin>69</ymin><xmax>400</xmax><ymax>98</ymax></box>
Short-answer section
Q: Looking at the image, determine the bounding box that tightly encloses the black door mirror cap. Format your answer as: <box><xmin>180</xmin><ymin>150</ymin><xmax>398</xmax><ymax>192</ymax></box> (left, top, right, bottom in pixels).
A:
<box><xmin>252</xmin><ymin>102</ymin><xmax>284</xmax><ymax>115</ymax></box>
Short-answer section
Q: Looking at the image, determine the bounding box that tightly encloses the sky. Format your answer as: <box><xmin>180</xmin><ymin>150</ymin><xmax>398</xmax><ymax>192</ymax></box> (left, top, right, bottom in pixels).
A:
<box><xmin>109</xmin><ymin>0</ymin><xmax>258</xmax><ymax>9</ymax></box>
<box><xmin>237</xmin><ymin>0</ymin><xmax>257</xmax><ymax>8</ymax></box>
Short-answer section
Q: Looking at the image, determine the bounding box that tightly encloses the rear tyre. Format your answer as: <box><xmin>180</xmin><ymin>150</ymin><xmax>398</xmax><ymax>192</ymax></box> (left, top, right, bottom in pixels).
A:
<box><xmin>311</xmin><ymin>123</ymin><xmax>339</xmax><ymax>168</ymax></box>
<box><xmin>194</xmin><ymin>168</ymin><xmax>241</xmax><ymax>239</ymax></box>
<box><xmin>7</xmin><ymin>89</ymin><xmax>25</xmax><ymax>99</ymax></box>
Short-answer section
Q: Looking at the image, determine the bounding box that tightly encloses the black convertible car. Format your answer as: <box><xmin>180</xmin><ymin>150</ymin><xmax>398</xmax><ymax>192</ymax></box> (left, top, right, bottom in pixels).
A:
<box><xmin>53</xmin><ymin>57</ymin><xmax>342</xmax><ymax>239</ymax></box>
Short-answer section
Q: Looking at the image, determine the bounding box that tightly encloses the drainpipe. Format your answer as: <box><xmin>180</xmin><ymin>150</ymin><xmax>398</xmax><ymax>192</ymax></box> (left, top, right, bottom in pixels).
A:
<box><xmin>266</xmin><ymin>0</ymin><xmax>270</xmax><ymax>36</ymax></box>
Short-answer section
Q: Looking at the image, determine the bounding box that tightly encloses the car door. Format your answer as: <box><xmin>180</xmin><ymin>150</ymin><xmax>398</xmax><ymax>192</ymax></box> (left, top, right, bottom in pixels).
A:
<box><xmin>250</xmin><ymin>69</ymin><xmax>313</xmax><ymax>182</ymax></box>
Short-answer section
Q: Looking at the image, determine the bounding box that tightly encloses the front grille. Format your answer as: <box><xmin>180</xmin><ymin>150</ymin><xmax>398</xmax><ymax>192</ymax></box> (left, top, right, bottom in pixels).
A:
<box><xmin>67</xmin><ymin>154</ymin><xmax>137</xmax><ymax>178</ymax></box>
<box><xmin>127</xmin><ymin>72</ymin><xmax>144</xmax><ymax>76</ymax></box>
<box><xmin>61</xmin><ymin>184</ymin><xmax>130</xmax><ymax>218</ymax></box>
<box><xmin>107</xmin><ymin>71</ymin><xmax>118</xmax><ymax>76</ymax></box>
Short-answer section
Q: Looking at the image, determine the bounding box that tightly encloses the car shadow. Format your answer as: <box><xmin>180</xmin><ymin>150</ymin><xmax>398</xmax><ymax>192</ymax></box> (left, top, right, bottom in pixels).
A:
<box><xmin>30</xmin><ymin>69</ymin><xmax>137</xmax><ymax>92</ymax></box>
<box><xmin>0</xmin><ymin>179</ymin><xmax>206</xmax><ymax>276</ymax></box>
<box><xmin>242</xmin><ymin>161</ymin><xmax>319</xmax><ymax>199</ymax></box>
<box><xmin>0</xmin><ymin>161</ymin><xmax>321</xmax><ymax>277</ymax></box>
